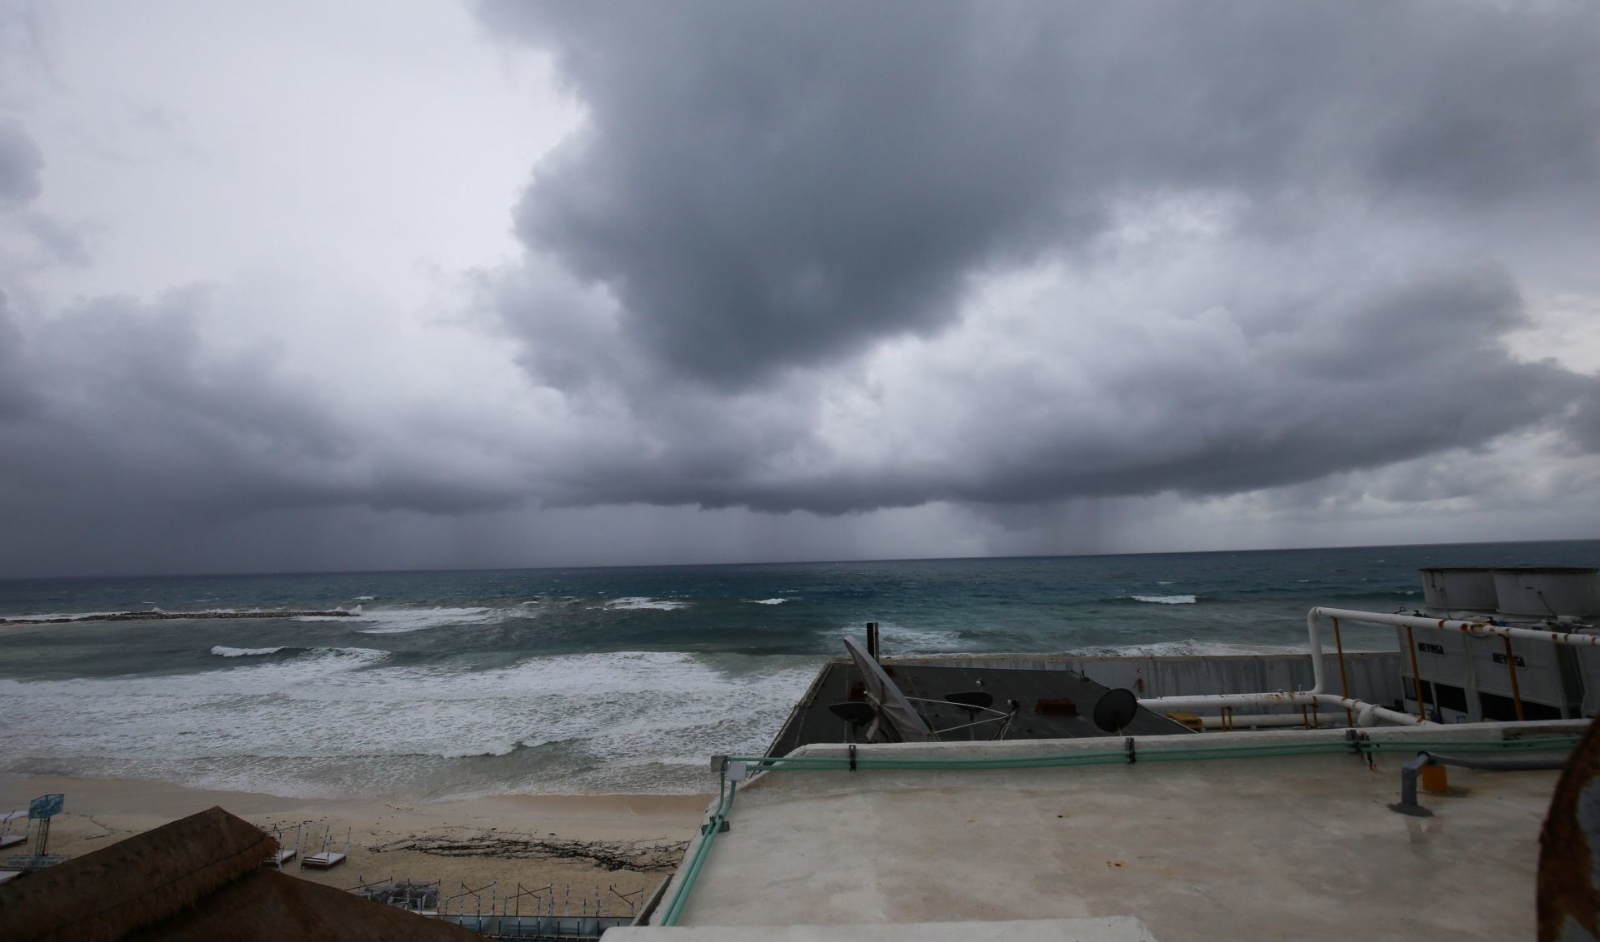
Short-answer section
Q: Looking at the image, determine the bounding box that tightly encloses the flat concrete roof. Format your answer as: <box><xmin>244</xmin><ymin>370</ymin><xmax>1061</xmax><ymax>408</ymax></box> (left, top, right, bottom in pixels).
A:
<box><xmin>609</xmin><ymin>916</ymin><xmax>1156</xmax><ymax>941</ymax></box>
<box><xmin>650</xmin><ymin>724</ymin><xmax>1584</xmax><ymax>942</ymax></box>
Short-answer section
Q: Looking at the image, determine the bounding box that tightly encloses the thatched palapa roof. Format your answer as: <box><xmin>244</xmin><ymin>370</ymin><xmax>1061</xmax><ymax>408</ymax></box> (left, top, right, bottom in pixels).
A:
<box><xmin>0</xmin><ymin>806</ymin><xmax>476</xmax><ymax>942</ymax></box>
<box><xmin>0</xmin><ymin>806</ymin><xmax>273</xmax><ymax>941</ymax></box>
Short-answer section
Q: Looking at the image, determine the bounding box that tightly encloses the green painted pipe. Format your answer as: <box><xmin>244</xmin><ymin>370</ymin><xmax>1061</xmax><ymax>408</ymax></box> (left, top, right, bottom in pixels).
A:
<box><xmin>659</xmin><ymin>780</ymin><xmax>738</xmax><ymax>926</ymax></box>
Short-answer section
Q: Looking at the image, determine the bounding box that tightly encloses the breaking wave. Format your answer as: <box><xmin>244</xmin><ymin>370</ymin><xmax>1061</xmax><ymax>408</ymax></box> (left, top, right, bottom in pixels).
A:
<box><xmin>605</xmin><ymin>597</ymin><xmax>690</xmax><ymax>611</ymax></box>
<box><xmin>210</xmin><ymin>645</ymin><xmax>286</xmax><ymax>657</ymax></box>
<box><xmin>0</xmin><ymin>649</ymin><xmax>813</xmax><ymax>798</ymax></box>
<box><xmin>1077</xmin><ymin>640</ymin><xmax>1310</xmax><ymax>657</ymax></box>
<box><xmin>1130</xmin><ymin>594</ymin><xmax>1198</xmax><ymax>605</ymax></box>
<box><xmin>354</xmin><ymin>607</ymin><xmax>503</xmax><ymax>634</ymax></box>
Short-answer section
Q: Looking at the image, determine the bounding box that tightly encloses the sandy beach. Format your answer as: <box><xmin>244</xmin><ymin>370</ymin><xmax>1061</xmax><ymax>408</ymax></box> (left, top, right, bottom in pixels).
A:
<box><xmin>0</xmin><ymin>773</ymin><xmax>710</xmax><ymax>918</ymax></box>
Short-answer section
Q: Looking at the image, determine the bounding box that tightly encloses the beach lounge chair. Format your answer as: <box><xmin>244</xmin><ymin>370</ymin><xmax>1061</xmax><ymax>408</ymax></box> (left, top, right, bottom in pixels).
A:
<box><xmin>0</xmin><ymin>811</ymin><xmax>25</xmax><ymax>850</ymax></box>
<box><xmin>262</xmin><ymin>823</ymin><xmax>300</xmax><ymax>868</ymax></box>
<box><xmin>300</xmin><ymin>827</ymin><xmax>349</xmax><ymax>869</ymax></box>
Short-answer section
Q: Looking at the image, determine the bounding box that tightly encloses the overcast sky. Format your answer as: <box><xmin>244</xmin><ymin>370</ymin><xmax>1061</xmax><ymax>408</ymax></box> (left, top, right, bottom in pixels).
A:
<box><xmin>1</xmin><ymin>0</ymin><xmax>1598</xmax><ymax>577</ymax></box>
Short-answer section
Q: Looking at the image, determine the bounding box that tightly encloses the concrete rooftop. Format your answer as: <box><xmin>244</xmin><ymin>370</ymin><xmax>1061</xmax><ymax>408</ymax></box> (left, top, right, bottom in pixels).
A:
<box><xmin>627</xmin><ymin>724</ymin><xmax>1584</xmax><ymax>942</ymax></box>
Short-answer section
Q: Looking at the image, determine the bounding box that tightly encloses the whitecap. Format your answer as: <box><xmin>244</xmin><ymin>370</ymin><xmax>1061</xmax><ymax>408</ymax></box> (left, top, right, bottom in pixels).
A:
<box><xmin>601</xmin><ymin>594</ymin><xmax>684</xmax><ymax>610</ymax></box>
<box><xmin>1130</xmin><ymin>594</ymin><xmax>1198</xmax><ymax>605</ymax></box>
<box><xmin>210</xmin><ymin>645</ymin><xmax>284</xmax><ymax>658</ymax></box>
<box><xmin>1078</xmin><ymin>640</ymin><xmax>1311</xmax><ymax>657</ymax></box>
<box><xmin>869</xmin><ymin>623</ymin><xmax>968</xmax><ymax>654</ymax></box>
<box><xmin>353</xmin><ymin>607</ymin><xmax>502</xmax><ymax>634</ymax></box>
<box><xmin>750</xmin><ymin>598</ymin><xmax>789</xmax><ymax>605</ymax></box>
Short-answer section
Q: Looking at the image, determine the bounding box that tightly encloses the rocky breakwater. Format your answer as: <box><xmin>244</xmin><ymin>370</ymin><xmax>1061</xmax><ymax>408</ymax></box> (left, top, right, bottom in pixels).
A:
<box><xmin>0</xmin><ymin>607</ymin><xmax>360</xmax><ymax>624</ymax></box>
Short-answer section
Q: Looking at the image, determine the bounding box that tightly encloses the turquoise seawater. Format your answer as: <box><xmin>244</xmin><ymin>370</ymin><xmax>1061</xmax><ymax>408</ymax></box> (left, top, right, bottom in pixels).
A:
<box><xmin>1</xmin><ymin>540</ymin><xmax>1594</xmax><ymax>796</ymax></box>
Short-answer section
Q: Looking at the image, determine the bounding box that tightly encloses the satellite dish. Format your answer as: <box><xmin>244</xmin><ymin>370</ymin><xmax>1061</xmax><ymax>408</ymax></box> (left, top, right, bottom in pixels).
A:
<box><xmin>843</xmin><ymin>636</ymin><xmax>937</xmax><ymax>743</ymax></box>
<box><xmin>1092</xmin><ymin>688</ymin><xmax>1139</xmax><ymax>733</ymax></box>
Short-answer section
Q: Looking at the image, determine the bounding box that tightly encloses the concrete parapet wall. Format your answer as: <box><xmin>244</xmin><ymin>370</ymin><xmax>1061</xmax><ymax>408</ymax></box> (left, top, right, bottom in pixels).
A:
<box><xmin>881</xmin><ymin>652</ymin><xmax>1406</xmax><ymax>715</ymax></box>
<box><xmin>776</xmin><ymin>716</ymin><xmax>1589</xmax><ymax>767</ymax></box>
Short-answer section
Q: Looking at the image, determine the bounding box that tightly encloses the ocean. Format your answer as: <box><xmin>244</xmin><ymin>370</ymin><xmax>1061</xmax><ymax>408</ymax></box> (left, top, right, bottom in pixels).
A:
<box><xmin>2</xmin><ymin>540</ymin><xmax>1595</xmax><ymax>798</ymax></box>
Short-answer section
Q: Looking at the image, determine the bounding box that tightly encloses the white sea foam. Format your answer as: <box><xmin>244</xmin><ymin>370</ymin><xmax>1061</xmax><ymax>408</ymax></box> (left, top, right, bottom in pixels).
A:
<box><xmin>605</xmin><ymin>597</ymin><xmax>690</xmax><ymax>611</ymax></box>
<box><xmin>1080</xmin><ymin>640</ymin><xmax>1309</xmax><ymax>657</ymax></box>
<box><xmin>750</xmin><ymin>598</ymin><xmax>789</xmax><ymax>605</ymax></box>
<box><xmin>354</xmin><ymin>596</ymin><xmax>376</xmax><ymax>601</ymax></box>
<box><xmin>0</xmin><ymin>648</ymin><xmax>813</xmax><ymax>798</ymax></box>
<box><xmin>353</xmin><ymin>607</ymin><xmax>502</xmax><ymax>634</ymax></box>
<box><xmin>1130</xmin><ymin>594</ymin><xmax>1198</xmax><ymax>605</ymax></box>
<box><xmin>210</xmin><ymin>645</ymin><xmax>285</xmax><ymax>657</ymax></box>
<box><xmin>872</xmin><ymin>623</ymin><xmax>968</xmax><ymax>654</ymax></box>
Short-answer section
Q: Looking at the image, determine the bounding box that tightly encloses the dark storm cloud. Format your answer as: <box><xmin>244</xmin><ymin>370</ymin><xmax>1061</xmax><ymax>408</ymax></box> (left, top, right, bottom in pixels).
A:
<box><xmin>470</xmin><ymin>0</ymin><xmax>1600</xmax><ymax>518</ymax></box>
<box><xmin>482</xmin><ymin>0</ymin><xmax>1600</xmax><ymax>387</ymax></box>
<box><xmin>4</xmin><ymin>1</ymin><xmax>1600</xmax><ymax>576</ymax></box>
<box><xmin>959</xmin><ymin>270</ymin><xmax>1583</xmax><ymax>503</ymax></box>
<box><xmin>511</xmin><ymin>265</ymin><xmax>1595</xmax><ymax>515</ymax></box>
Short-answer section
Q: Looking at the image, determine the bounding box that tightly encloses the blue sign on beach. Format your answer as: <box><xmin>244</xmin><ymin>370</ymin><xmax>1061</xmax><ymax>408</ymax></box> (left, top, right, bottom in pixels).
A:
<box><xmin>28</xmin><ymin>794</ymin><xmax>63</xmax><ymax>819</ymax></box>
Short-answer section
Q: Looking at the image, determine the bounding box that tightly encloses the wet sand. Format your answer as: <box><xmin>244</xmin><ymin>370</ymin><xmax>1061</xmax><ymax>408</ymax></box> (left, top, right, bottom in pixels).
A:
<box><xmin>0</xmin><ymin>773</ymin><xmax>711</xmax><ymax>917</ymax></box>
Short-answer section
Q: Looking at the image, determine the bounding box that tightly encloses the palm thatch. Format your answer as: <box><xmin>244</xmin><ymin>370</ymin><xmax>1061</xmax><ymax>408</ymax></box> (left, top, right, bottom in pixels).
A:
<box><xmin>0</xmin><ymin>805</ymin><xmax>477</xmax><ymax>942</ymax></box>
<box><xmin>125</xmin><ymin>869</ymin><xmax>480</xmax><ymax>941</ymax></box>
<box><xmin>0</xmin><ymin>806</ymin><xmax>275</xmax><ymax>942</ymax></box>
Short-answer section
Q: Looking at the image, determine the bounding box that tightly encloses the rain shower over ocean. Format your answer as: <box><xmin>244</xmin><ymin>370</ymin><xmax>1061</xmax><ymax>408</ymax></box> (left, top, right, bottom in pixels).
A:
<box><xmin>2</xmin><ymin>541</ymin><xmax>1595</xmax><ymax>798</ymax></box>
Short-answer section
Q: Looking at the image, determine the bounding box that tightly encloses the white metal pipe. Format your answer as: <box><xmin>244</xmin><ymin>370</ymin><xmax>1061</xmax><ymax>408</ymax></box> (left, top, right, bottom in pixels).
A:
<box><xmin>1141</xmin><ymin>606</ymin><xmax>1600</xmax><ymax>727</ymax></box>
<box><xmin>1142</xmin><ymin>689</ymin><xmax>1420</xmax><ymax>726</ymax></box>
<box><xmin>1196</xmin><ymin>713</ymin><xmax>1331</xmax><ymax>730</ymax></box>
<box><xmin>1306</xmin><ymin>607</ymin><xmax>1325</xmax><ymax>694</ymax></box>
<box><xmin>1317</xmin><ymin>693</ymin><xmax>1418</xmax><ymax>727</ymax></box>
<box><xmin>1140</xmin><ymin>690</ymin><xmax>1322</xmax><ymax>712</ymax></box>
<box><xmin>1139</xmin><ymin>606</ymin><xmax>1436</xmax><ymax>726</ymax></box>
<box><xmin>1309</xmin><ymin>607</ymin><xmax>1600</xmax><ymax>649</ymax></box>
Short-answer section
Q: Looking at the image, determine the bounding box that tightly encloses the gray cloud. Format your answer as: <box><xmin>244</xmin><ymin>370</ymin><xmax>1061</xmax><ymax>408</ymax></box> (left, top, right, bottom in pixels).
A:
<box><xmin>0</xmin><ymin>290</ymin><xmax>36</xmax><ymax>418</ymax></box>
<box><xmin>3</xmin><ymin>1</ymin><xmax>1600</xmax><ymax>574</ymax></box>
<box><xmin>502</xmin><ymin>261</ymin><xmax>1594</xmax><ymax>515</ymax></box>
<box><xmin>483</xmin><ymin>0</ymin><xmax>1600</xmax><ymax>387</ymax></box>
<box><xmin>0</xmin><ymin>118</ymin><xmax>42</xmax><ymax>205</ymax></box>
<box><xmin>0</xmin><ymin>289</ymin><xmax>533</xmax><ymax>545</ymax></box>
<box><xmin>468</xmin><ymin>0</ymin><xmax>1600</xmax><ymax>521</ymax></box>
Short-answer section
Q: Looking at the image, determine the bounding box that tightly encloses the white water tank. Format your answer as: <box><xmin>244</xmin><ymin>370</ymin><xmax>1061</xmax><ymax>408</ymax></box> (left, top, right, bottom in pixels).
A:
<box><xmin>1492</xmin><ymin>568</ymin><xmax>1600</xmax><ymax>619</ymax></box>
<box><xmin>1419</xmin><ymin>568</ymin><xmax>1499</xmax><ymax>612</ymax></box>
